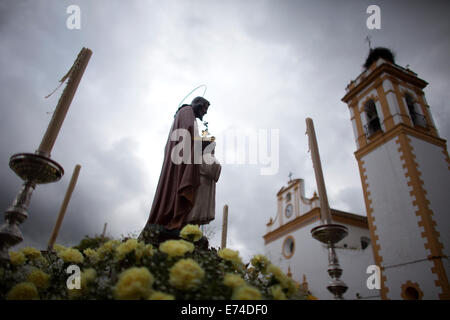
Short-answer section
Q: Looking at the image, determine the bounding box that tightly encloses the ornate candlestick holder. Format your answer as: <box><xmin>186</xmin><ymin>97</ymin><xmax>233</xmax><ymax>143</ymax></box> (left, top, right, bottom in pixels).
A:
<box><xmin>311</xmin><ymin>223</ymin><xmax>349</xmax><ymax>299</ymax></box>
<box><xmin>0</xmin><ymin>152</ymin><xmax>64</xmax><ymax>261</ymax></box>
<box><xmin>305</xmin><ymin>117</ymin><xmax>348</xmax><ymax>300</ymax></box>
<box><xmin>0</xmin><ymin>47</ymin><xmax>91</xmax><ymax>262</ymax></box>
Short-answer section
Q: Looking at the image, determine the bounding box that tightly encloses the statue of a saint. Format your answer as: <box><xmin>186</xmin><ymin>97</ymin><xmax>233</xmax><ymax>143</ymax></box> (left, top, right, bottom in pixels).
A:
<box><xmin>139</xmin><ymin>97</ymin><xmax>221</xmax><ymax>242</ymax></box>
<box><xmin>185</xmin><ymin>139</ymin><xmax>221</xmax><ymax>225</ymax></box>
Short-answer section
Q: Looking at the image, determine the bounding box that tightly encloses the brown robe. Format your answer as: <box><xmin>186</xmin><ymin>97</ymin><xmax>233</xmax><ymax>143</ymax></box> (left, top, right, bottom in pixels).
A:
<box><xmin>142</xmin><ymin>105</ymin><xmax>200</xmax><ymax>231</ymax></box>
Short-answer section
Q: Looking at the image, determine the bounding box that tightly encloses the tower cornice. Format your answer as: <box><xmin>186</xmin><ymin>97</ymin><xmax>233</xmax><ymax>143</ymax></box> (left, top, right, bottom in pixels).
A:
<box><xmin>354</xmin><ymin>123</ymin><xmax>447</xmax><ymax>160</ymax></box>
<box><xmin>342</xmin><ymin>61</ymin><xmax>428</xmax><ymax>104</ymax></box>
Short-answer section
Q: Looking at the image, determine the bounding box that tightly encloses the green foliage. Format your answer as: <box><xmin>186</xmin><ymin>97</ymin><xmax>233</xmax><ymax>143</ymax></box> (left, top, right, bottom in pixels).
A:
<box><xmin>74</xmin><ymin>235</ymin><xmax>110</xmax><ymax>252</ymax></box>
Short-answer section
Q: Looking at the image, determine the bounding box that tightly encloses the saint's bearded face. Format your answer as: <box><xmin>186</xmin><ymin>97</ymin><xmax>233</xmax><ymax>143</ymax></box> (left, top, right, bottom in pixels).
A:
<box><xmin>194</xmin><ymin>103</ymin><xmax>209</xmax><ymax>120</ymax></box>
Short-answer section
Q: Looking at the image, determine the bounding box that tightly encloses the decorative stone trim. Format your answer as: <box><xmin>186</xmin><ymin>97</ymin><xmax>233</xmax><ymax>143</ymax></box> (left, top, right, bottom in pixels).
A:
<box><xmin>357</xmin><ymin>159</ymin><xmax>389</xmax><ymax>299</ymax></box>
<box><xmin>401</xmin><ymin>281</ymin><xmax>424</xmax><ymax>300</ymax></box>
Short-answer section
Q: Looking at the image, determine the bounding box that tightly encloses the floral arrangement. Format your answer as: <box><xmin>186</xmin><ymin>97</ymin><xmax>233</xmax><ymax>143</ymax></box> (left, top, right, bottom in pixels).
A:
<box><xmin>0</xmin><ymin>224</ymin><xmax>316</xmax><ymax>300</ymax></box>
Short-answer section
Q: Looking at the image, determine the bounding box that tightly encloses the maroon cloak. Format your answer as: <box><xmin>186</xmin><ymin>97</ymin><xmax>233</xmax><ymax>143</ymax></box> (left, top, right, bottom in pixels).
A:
<box><xmin>143</xmin><ymin>105</ymin><xmax>200</xmax><ymax>230</ymax></box>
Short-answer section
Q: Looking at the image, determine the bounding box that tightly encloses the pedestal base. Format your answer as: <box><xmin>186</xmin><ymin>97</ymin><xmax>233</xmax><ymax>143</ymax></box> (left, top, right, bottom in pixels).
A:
<box><xmin>311</xmin><ymin>223</ymin><xmax>349</xmax><ymax>299</ymax></box>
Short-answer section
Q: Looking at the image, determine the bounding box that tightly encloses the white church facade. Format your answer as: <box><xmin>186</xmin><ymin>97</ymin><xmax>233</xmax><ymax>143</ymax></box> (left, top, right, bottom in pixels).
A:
<box><xmin>263</xmin><ymin>178</ymin><xmax>379</xmax><ymax>300</ymax></box>
<box><xmin>264</xmin><ymin>48</ymin><xmax>450</xmax><ymax>300</ymax></box>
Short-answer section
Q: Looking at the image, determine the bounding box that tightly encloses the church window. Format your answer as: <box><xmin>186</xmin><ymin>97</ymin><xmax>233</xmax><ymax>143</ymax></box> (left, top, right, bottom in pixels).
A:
<box><xmin>404</xmin><ymin>287</ymin><xmax>420</xmax><ymax>300</ymax></box>
<box><xmin>285</xmin><ymin>204</ymin><xmax>293</xmax><ymax>218</ymax></box>
<box><xmin>401</xmin><ymin>281</ymin><xmax>423</xmax><ymax>300</ymax></box>
<box><xmin>405</xmin><ymin>93</ymin><xmax>427</xmax><ymax>128</ymax></box>
<box><xmin>363</xmin><ymin>99</ymin><xmax>382</xmax><ymax>137</ymax></box>
<box><xmin>282</xmin><ymin>236</ymin><xmax>295</xmax><ymax>259</ymax></box>
<box><xmin>361</xmin><ymin>236</ymin><xmax>371</xmax><ymax>250</ymax></box>
<box><xmin>286</xmin><ymin>192</ymin><xmax>291</xmax><ymax>202</ymax></box>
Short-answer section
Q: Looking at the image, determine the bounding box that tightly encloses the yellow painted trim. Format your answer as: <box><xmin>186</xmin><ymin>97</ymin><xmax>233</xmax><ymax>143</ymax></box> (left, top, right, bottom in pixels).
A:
<box><xmin>351</xmin><ymin>101</ymin><xmax>367</xmax><ymax>148</ymax></box>
<box><xmin>357</xmin><ymin>159</ymin><xmax>389</xmax><ymax>299</ymax></box>
<box><xmin>442</xmin><ymin>146</ymin><xmax>450</xmax><ymax>171</ymax></box>
<box><xmin>392</xmin><ymin>80</ymin><xmax>413</xmax><ymax>126</ymax></box>
<box><xmin>263</xmin><ymin>207</ymin><xmax>369</xmax><ymax>244</ymax></box>
<box><xmin>401</xmin><ymin>281</ymin><xmax>424</xmax><ymax>300</ymax></box>
<box><xmin>332</xmin><ymin>211</ymin><xmax>369</xmax><ymax>229</ymax></box>
<box><xmin>264</xmin><ymin>208</ymin><xmax>321</xmax><ymax>244</ymax></box>
<box><xmin>358</xmin><ymin>94</ymin><xmax>379</xmax><ymax>114</ymax></box>
<box><xmin>276</xmin><ymin>179</ymin><xmax>300</xmax><ymax>196</ymax></box>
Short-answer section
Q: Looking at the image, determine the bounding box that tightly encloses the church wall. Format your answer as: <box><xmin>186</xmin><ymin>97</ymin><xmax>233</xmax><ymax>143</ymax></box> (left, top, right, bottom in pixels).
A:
<box><xmin>337</xmin><ymin>242</ymin><xmax>379</xmax><ymax>299</ymax></box>
<box><xmin>409</xmin><ymin>136</ymin><xmax>450</xmax><ymax>258</ymax></box>
<box><xmin>335</xmin><ymin>223</ymin><xmax>370</xmax><ymax>250</ymax></box>
<box><xmin>420</xmin><ymin>94</ymin><xmax>438</xmax><ymax>132</ymax></box>
<box><xmin>335</xmin><ymin>224</ymin><xmax>379</xmax><ymax>299</ymax></box>
<box><xmin>264</xmin><ymin>220</ymin><xmax>327</xmax><ymax>299</ymax></box>
<box><xmin>360</xmin><ymin>136</ymin><xmax>439</xmax><ymax>298</ymax></box>
<box><xmin>351</xmin><ymin>118</ymin><xmax>359</xmax><ymax>149</ymax></box>
<box><xmin>265</xmin><ymin>220</ymin><xmax>377</xmax><ymax>300</ymax></box>
<box><xmin>384</xmin><ymin>260</ymin><xmax>441</xmax><ymax>299</ymax></box>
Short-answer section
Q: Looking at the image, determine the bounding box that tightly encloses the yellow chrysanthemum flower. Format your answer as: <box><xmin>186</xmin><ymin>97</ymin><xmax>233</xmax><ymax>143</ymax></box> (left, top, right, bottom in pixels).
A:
<box><xmin>217</xmin><ymin>248</ymin><xmax>243</xmax><ymax>268</ymax></box>
<box><xmin>231</xmin><ymin>285</ymin><xmax>262</xmax><ymax>300</ymax></box>
<box><xmin>53</xmin><ymin>244</ymin><xmax>66</xmax><ymax>253</ymax></box>
<box><xmin>58</xmin><ymin>248</ymin><xmax>84</xmax><ymax>264</ymax></box>
<box><xmin>68</xmin><ymin>268</ymin><xmax>97</xmax><ymax>300</ymax></box>
<box><xmin>97</xmin><ymin>240</ymin><xmax>121</xmax><ymax>259</ymax></box>
<box><xmin>135</xmin><ymin>243</ymin><xmax>154</xmax><ymax>261</ymax></box>
<box><xmin>159</xmin><ymin>240</ymin><xmax>195</xmax><ymax>258</ymax></box>
<box><xmin>26</xmin><ymin>268</ymin><xmax>50</xmax><ymax>290</ymax></box>
<box><xmin>116</xmin><ymin>239</ymin><xmax>138</xmax><ymax>260</ymax></box>
<box><xmin>251</xmin><ymin>254</ymin><xmax>270</xmax><ymax>272</ymax></box>
<box><xmin>169</xmin><ymin>258</ymin><xmax>205</xmax><ymax>290</ymax></box>
<box><xmin>6</xmin><ymin>282</ymin><xmax>39</xmax><ymax>300</ymax></box>
<box><xmin>148</xmin><ymin>291</ymin><xmax>175</xmax><ymax>300</ymax></box>
<box><xmin>271</xmin><ymin>285</ymin><xmax>287</xmax><ymax>300</ymax></box>
<box><xmin>9</xmin><ymin>251</ymin><xmax>26</xmax><ymax>266</ymax></box>
<box><xmin>20</xmin><ymin>247</ymin><xmax>42</xmax><ymax>260</ymax></box>
<box><xmin>83</xmin><ymin>248</ymin><xmax>99</xmax><ymax>263</ymax></box>
<box><xmin>266</xmin><ymin>264</ymin><xmax>297</xmax><ymax>296</ymax></box>
<box><xmin>180</xmin><ymin>224</ymin><xmax>203</xmax><ymax>242</ymax></box>
<box><xmin>223</xmin><ymin>273</ymin><xmax>246</xmax><ymax>289</ymax></box>
<box><xmin>82</xmin><ymin>268</ymin><xmax>97</xmax><ymax>284</ymax></box>
<box><xmin>114</xmin><ymin>267</ymin><xmax>154</xmax><ymax>300</ymax></box>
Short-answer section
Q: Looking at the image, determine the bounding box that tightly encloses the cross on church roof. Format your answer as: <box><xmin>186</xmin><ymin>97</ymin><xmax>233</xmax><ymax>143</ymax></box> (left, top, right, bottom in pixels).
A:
<box><xmin>288</xmin><ymin>172</ymin><xmax>293</xmax><ymax>182</ymax></box>
<box><xmin>365</xmin><ymin>35</ymin><xmax>372</xmax><ymax>49</ymax></box>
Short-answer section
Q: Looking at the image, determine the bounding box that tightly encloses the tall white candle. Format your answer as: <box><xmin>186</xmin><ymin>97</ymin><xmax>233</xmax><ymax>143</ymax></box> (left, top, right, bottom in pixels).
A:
<box><xmin>47</xmin><ymin>164</ymin><xmax>81</xmax><ymax>250</ymax></box>
<box><xmin>221</xmin><ymin>204</ymin><xmax>228</xmax><ymax>248</ymax></box>
<box><xmin>37</xmin><ymin>48</ymin><xmax>92</xmax><ymax>157</ymax></box>
<box><xmin>306</xmin><ymin>118</ymin><xmax>332</xmax><ymax>225</ymax></box>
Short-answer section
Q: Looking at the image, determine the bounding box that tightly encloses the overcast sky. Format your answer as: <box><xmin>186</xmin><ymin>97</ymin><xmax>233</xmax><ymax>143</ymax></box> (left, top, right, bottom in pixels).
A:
<box><xmin>1</xmin><ymin>0</ymin><xmax>449</xmax><ymax>262</ymax></box>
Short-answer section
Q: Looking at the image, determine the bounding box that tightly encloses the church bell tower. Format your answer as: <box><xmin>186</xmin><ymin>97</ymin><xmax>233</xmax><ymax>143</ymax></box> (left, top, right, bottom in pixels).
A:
<box><xmin>342</xmin><ymin>48</ymin><xmax>450</xmax><ymax>300</ymax></box>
